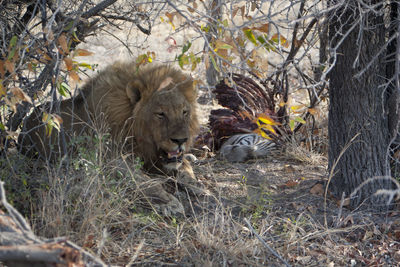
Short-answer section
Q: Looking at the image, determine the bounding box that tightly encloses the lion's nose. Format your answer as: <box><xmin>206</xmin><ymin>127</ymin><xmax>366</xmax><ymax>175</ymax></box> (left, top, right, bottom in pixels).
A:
<box><xmin>171</xmin><ymin>138</ymin><xmax>188</xmax><ymax>146</ymax></box>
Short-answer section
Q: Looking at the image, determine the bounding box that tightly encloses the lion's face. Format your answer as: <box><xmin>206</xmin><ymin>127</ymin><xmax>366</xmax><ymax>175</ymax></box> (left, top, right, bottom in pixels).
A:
<box><xmin>132</xmin><ymin>77</ymin><xmax>197</xmax><ymax>172</ymax></box>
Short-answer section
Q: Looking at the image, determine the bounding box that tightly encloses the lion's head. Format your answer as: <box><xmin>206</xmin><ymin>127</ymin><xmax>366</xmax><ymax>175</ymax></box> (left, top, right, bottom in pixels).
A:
<box><xmin>116</xmin><ymin>64</ymin><xmax>199</xmax><ymax>172</ymax></box>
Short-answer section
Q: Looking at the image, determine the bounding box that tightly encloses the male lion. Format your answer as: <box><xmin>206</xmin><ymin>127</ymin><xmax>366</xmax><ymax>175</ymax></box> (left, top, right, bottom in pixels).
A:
<box><xmin>19</xmin><ymin>61</ymin><xmax>201</xmax><ymax>215</ymax></box>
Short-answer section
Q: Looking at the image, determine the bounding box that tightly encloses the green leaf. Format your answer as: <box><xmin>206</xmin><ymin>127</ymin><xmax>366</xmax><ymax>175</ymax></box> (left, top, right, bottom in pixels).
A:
<box><xmin>182</xmin><ymin>42</ymin><xmax>192</xmax><ymax>54</ymax></box>
<box><xmin>243</xmin><ymin>29</ymin><xmax>257</xmax><ymax>45</ymax></box>
<box><xmin>0</xmin><ymin>122</ymin><xmax>5</xmax><ymax>131</ymax></box>
<box><xmin>9</xmin><ymin>36</ymin><xmax>17</xmax><ymax>48</ymax></box>
<box><xmin>209</xmin><ymin>53</ymin><xmax>220</xmax><ymax>72</ymax></box>
<box><xmin>178</xmin><ymin>54</ymin><xmax>189</xmax><ymax>68</ymax></box>
<box><xmin>64</xmin><ymin>21</ymin><xmax>75</xmax><ymax>31</ymax></box>
<box><xmin>215</xmin><ymin>41</ymin><xmax>233</xmax><ymax>50</ymax></box>
<box><xmin>57</xmin><ymin>82</ymin><xmax>71</xmax><ymax>97</ymax></box>
<box><xmin>201</xmin><ymin>25</ymin><xmax>210</xmax><ymax>33</ymax></box>
<box><xmin>8</xmin><ymin>36</ymin><xmax>18</xmax><ymax>60</ymax></box>
<box><xmin>294</xmin><ymin>116</ymin><xmax>306</xmax><ymax>124</ymax></box>
<box><xmin>289</xmin><ymin>120</ymin><xmax>295</xmax><ymax>131</ymax></box>
<box><xmin>257</xmin><ymin>35</ymin><xmax>266</xmax><ymax>45</ymax></box>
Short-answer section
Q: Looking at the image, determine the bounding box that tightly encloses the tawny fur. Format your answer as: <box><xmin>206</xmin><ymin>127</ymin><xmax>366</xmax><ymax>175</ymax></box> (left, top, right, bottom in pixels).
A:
<box><xmin>19</xmin><ymin>61</ymin><xmax>199</xmax><ymax>173</ymax></box>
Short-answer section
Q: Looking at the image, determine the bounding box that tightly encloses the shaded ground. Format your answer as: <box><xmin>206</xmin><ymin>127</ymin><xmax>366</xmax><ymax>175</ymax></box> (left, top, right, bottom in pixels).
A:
<box><xmin>116</xmin><ymin>152</ymin><xmax>400</xmax><ymax>266</ymax></box>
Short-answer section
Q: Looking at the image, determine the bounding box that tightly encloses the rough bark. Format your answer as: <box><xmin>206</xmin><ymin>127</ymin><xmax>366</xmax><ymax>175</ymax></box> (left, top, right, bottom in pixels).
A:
<box><xmin>205</xmin><ymin>0</ymin><xmax>222</xmax><ymax>87</ymax></box>
<box><xmin>328</xmin><ymin>0</ymin><xmax>394</xmax><ymax>209</ymax></box>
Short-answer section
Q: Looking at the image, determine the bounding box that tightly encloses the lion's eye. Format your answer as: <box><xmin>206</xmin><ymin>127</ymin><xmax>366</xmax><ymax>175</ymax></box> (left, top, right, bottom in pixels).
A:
<box><xmin>156</xmin><ymin>112</ymin><xmax>165</xmax><ymax>119</ymax></box>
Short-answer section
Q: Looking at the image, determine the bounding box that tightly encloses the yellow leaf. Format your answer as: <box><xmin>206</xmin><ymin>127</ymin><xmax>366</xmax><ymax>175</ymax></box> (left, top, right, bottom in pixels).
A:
<box><xmin>78</xmin><ymin>62</ymin><xmax>92</xmax><ymax>69</ymax></box>
<box><xmin>169</xmin><ymin>21</ymin><xmax>175</xmax><ymax>31</ymax></box>
<box><xmin>257</xmin><ymin>114</ymin><xmax>280</xmax><ymax>125</ymax></box>
<box><xmin>0</xmin><ymin>80</ymin><xmax>5</xmax><ymax>97</ymax></box>
<box><xmin>261</xmin><ymin>124</ymin><xmax>277</xmax><ymax>135</ymax></box>
<box><xmin>74</xmin><ymin>48</ymin><xmax>94</xmax><ymax>57</ymax></box>
<box><xmin>279</xmin><ymin>99</ymin><xmax>287</xmax><ymax>107</ymax></box>
<box><xmin>254</xmin><ymin>128</ymin><xmax>272</xmax><ymax>140</ymax></box>
<box><xmin>290</xmin><ymin>105</ymin><xmax>304</xmax><ymax>112</ymax></box>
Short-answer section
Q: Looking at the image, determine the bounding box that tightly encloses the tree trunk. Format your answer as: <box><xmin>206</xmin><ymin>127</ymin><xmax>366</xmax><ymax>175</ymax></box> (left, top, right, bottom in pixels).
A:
<box><xmin>328</xmin><ymin>1</ymin><xmax>395</xmax><ymax>209</ymax></box>
<box><xmin>205</xmin><ymin>0</ymin><xmax>222</xmax><ymax>87</ymax></box>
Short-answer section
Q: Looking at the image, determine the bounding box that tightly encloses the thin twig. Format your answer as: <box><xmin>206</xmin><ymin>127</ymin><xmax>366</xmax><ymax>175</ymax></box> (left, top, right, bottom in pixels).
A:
<box><xmin>244</xmin><ymin>218</ymin><xmax>291</xmax><ymax>267</ymax></box>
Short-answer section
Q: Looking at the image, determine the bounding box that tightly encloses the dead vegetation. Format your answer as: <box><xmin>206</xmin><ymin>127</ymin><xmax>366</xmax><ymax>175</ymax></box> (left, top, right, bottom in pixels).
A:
<box><xmin>2</xmin><ymin>128</ymin><xmax>400</xmax><ymax>266</ymax></box>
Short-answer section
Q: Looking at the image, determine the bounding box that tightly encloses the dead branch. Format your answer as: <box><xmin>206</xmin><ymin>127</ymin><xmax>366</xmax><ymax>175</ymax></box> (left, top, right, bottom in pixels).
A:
<box><xmin>0</xmin><ymin>181</ymin><xmax>106</xmax><ymax>266</ymax></box>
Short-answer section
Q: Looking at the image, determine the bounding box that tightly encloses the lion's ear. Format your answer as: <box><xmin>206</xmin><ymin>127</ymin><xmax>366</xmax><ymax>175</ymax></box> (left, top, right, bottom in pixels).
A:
<box><xmin>126</xmin><ymin>82</ymin><xmax>141</xmax><ymax>105</ymax></box>
<box><xmin>157</xmin><ymin>77</ymin><xmax>173</xmax><ymax>91</ymax></box>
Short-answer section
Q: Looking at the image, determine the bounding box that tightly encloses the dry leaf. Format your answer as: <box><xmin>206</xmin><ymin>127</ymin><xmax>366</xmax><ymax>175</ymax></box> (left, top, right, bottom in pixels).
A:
<box><xmin>58</xmin><ymin>34</ymin><xmax>68</xmax><ymax>54</ymax></box>
<box><xmin>64</xmin><ymin>57</ymin><xmax>73</xmax><ymax>71</ymax></box>
<box><xmin>283</xmin><ymin>164</ymin><xmax>295</xmax><ymax>172</ymax></box>
<box><xmin>52</xmin><ymin>114</ymin><xmax>63</xmax><ymax>126</ymax></box>
<box><xmin>165</xmin><ymin>12</ymin><xmax>175</xmax><ymax>23</ymax></box>
<box><xmin>254</xmin><ymin>23</ymin><xmax>269</xmax><ymax>33</ymax></box>
<box><xmin>4</xmin><ymin>60</ymin><xmax>14</xmax><ymax>73</ymax></box>
<box><xmin>308</xmin><ymin>107</ymin><xmax>319</xmax><ymax>115</ymax></box>
<box><xmin>74</xmin><ymin>48</ymin><xmax>94</xmax><ymax>57</ymax></box>
<box><xmin>11</xmin><ymin>87</ymin><xmax>32</xmax><ymax>104</ymax></box>
<box><xmin>285</xmin><ymin>179</ymin><xmax>299</xmax><ymax>187</ymax></box>
<box><xmin>69</xmin><ymin>70</ymin><xmax>80</xmax><ymax>82</ymax></box>
<box><xmin>291</xmin><ymin>202</ymin><xmax>303</xmax><ymax>211</ymax></box>
<box><xmin>307</xmin><ymin>205</ymin><xmax>317</xmax><ymax>214</ymax></box>
<box><xmin>6</xmin><ymin>131</ymin><xmax>18</xmax><ymax>140</ymax></box>
<box><xmin>0</xmin><ymin>60</ymin><xmax>4</xmax><ymax>78</ymax></box>
<box><xmin>251</xmin><ymin>2</ymin><xmax>257</xmax><ymax>11</ymax></box>
<box><xmin>4</xmin><ymin>96</ymin><xmax>18</xmax><ymax>112</ymax></box>
<box><xmin>310</xmin><ymin>183</ymin><xmax>324</xmax><ymax>196</ymax></box>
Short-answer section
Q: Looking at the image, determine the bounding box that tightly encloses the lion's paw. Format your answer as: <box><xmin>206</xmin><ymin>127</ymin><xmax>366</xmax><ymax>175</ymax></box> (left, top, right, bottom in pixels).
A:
<box><xmin>155</xmin><ymin>194</ymin><xmax>185</xmax><ymax>217</ymax></box>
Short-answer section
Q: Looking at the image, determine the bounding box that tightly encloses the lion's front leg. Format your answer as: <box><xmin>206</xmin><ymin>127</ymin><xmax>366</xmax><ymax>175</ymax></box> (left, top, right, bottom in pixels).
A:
<box><xmin>176</xmin><ymin>158</ymin><xmax>207</xmax><ymax>195</ymax></box>
<box><xmin>141</xmin><ymin>180</ymin><xmax>185</xmax><ymax>217</ymax></box>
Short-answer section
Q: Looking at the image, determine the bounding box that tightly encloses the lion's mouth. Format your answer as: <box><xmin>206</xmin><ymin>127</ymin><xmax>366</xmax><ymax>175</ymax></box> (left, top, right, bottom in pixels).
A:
<box><xmin>160</xmin><ymin>149</ymin><xmax>184</xmax><ymax>163</ymax></box>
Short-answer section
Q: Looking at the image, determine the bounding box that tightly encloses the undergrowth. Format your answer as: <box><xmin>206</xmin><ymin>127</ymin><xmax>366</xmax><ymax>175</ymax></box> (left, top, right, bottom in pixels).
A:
<box><xmin>1</xmin><ymin>126</ymin><xmax>400</xmax><ymax>266</ymax></box>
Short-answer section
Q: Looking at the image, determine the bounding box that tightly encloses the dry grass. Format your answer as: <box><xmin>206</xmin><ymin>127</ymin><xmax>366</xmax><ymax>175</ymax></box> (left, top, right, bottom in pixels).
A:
<box><xmin>3</xmin><ymin>126</ymin><xmax>400</xmax><ymax>266</ymax></box>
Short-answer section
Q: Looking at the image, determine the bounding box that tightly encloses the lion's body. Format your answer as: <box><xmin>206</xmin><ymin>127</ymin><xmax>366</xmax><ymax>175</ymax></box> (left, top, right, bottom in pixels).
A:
<box><xmin>19</xmin><ymin>61</ymin><xmax>201</xmax><ymax>215</ymax></box>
